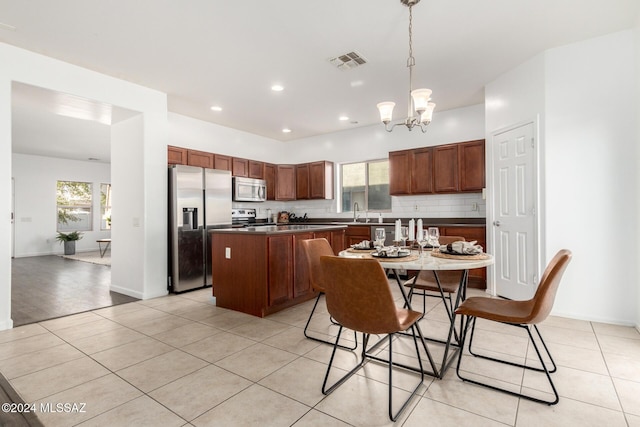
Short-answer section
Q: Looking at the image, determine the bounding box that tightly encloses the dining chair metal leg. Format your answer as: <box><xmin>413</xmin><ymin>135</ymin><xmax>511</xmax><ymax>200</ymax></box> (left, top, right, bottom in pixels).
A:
<box><xmin>322</xmin><ymin>326</ymin><xmax>425</xmax><ymax>422</ymax></box>
<box><xmin>322</xmin><ymin>326</ymin><xmax>367</xmax><ymax>395</ymax></box>
<box><xmin>387</xmin><ymin>325</ymin><xmax>425</xmax><ymax>422</ymax></box>
<box><xmin>304</xmin><ymin>292</ymin><xmax>357</xmax><ymax>350</ymax></box>
<box><xmin>456</xmin><ymin>315</ymin><xmax>560</xmax><ymax>405</ymax></box>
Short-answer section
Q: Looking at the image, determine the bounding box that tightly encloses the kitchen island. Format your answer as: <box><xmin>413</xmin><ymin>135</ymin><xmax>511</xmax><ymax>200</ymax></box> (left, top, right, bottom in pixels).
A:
<box><xmin>210</xmin><ymin>224</ymin><xmax>346</xmax><ymax>317</ymax></box>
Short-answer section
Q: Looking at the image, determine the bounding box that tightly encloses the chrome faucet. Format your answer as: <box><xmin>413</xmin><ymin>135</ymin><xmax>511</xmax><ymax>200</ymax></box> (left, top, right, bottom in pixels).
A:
<box><xmin>353</xmin><ymin>202</ymin><xmax>360</xmax><ymax>222</ymax></box>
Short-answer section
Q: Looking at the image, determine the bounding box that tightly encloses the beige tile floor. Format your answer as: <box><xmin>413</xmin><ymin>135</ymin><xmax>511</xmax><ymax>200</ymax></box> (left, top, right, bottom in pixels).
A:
<box><xmin>1</xmin><ymin>285</ymin><xmax>639</xmax><ymax>427</ymax></box>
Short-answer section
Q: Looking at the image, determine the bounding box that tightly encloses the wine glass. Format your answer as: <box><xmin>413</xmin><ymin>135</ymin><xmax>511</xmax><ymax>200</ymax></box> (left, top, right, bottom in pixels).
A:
<box><xmin>417</xmin><ymin>232</ymin><xmax>430</xmax><ymax>257</ymax></box>
<box><xmin>400</xmin><ymin>226</ymin><xmax>409</xmax><ymax>248</ymax></box>
<box><xmin>374</xmin><ymin>228</ymin><xmax>386</xmax><ymax>249</ymax></box>
<box><xmin>428</xmin><ymin>227</ymin><xmax>440</xmax><ymax>248</ymax></box>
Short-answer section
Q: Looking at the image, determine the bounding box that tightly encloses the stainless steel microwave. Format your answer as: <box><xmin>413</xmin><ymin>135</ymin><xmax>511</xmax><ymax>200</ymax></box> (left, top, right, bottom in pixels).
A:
<box><xmin>232</xmin><ymin>177</ymin><xmax>267</xmax><ymax>202</ymax></box>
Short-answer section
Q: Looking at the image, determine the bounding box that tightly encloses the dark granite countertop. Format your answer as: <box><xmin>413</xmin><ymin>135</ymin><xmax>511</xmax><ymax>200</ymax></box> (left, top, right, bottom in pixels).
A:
<box><xmin>302</xmin><ymin>218</ymin><xmax>486</xmax><ymax>227</ymax></box>
<box><xmin>209</xmin><ymin>224</ymin><xmax>348</xmax><ymax>234</ymax></box>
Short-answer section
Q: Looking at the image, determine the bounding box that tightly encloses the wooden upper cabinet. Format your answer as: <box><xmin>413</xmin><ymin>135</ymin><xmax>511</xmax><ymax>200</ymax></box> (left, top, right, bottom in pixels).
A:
<box><xmin>309</xmin><ymin>161</ymin><xmax>334</xmax><ymax>199</ymax></box>
<box><xmin>458</xmin><ymin>139</ymin><xmax>485</xmax><ymax>192</ymax></box>
<box><xmin>214</xmin><ymin>154</ymin><xmax>232</xmax><ymax>171</ymax></box>
<box><xmin>389</xmin><ymin>150</ymin><xmax>411</xmax><ymax>195</ymax></box>
<box><xmin>264</xmin><ymin>163</ymin><xmax>277</xmax><ymax>200</ymax></box>
<box><xmin>187</xmin><ymin>149</ymin><xmax>214</xmax><ymax>168</ymax></box>
<box><xmin>248</xmin><ymin>160</ymin><xmax>264</xmax><ymax>179</ymax></box>
<box><xmin>296</xmin><ymin>164</ymin><xmax>310</xmax><ymax>200</ymax></box>
<box><xmin>276</xmin><ymin>165</ymin><xmax>296</xmax><ymax>201</ymax></box>
<box><xmin>410</xmin><ymin>147</ymin><xmax>434</xmax><ymax>194</ymax></box>
<box><xmin>433</xmin><ymin>144</ymin><xmax>459</xmax><ymax>193</ymax></box>
<box><xmin>232</xmin><ymin>157</ymin><xmax>249</xmax><ymax>177</ymax></box>
<box><xmin>168</xmin><ymin>146</ymin><xmax>188</xmax><ymax>165</ymax></box>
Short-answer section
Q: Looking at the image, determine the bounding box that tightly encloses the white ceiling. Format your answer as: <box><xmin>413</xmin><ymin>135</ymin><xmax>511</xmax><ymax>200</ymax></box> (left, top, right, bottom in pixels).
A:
<box><xmin>3</xmin><ymin>0</ymin><xmax>639</xmax><ymax>161</ymax></box>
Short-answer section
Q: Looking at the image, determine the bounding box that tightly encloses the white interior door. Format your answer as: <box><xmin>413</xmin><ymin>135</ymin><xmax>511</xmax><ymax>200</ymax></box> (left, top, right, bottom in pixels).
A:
<box><xmin>493</xmin><ymin>123</ymin><xmax>538</xmax><ymax>300</ymax></box>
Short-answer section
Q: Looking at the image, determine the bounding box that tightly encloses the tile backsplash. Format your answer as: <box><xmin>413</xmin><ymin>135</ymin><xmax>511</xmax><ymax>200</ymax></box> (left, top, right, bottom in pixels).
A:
<box><xmin>234</xmin><ymin>192</ymin><xmax>486</xmax><ymax>221</ymax></box>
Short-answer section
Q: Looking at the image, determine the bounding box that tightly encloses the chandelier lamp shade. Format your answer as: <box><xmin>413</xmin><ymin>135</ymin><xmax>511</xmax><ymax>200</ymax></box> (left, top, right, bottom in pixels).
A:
<box><xmin>377</xmin><ymin>0</ymin><xmax>435</xmax><ymax>133</ymax></box>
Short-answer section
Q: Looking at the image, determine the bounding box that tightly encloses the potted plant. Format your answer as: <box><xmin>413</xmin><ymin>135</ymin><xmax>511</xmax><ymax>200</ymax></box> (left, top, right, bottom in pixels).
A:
<box><xmin>56</xmin><ymin>231</ymin><xmax>83</xmax><ymax>255</ymax></box>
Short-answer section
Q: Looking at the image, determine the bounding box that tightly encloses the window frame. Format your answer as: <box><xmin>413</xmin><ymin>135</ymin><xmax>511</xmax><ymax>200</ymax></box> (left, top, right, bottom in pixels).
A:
<box><xmin>340</xmin><ymin>158</ymin><xmax>391</xmax><ymax>213</ymax></box>
<box><xmin>100</xmin><ymin>183</ymin><xmax>112</xmax><ymax>230</ymax></box>
<box><xmin>56</xmin><ymin>181</ymin><xmax>93</xmax><ymax>232</ymax></box>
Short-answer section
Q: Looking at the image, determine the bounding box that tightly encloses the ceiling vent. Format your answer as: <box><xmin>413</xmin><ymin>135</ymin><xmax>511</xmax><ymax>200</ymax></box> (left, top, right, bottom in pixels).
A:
<box><xmin>328</xmin><ymin>51</ymin><xmax>367</xmax><ymax>71</ymax></box>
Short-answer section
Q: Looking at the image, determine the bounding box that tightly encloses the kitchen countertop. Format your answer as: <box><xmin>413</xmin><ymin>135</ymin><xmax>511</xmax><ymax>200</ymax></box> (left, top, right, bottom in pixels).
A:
<box><xmin>303</xmin><ymin>218</ymin><xmax>487</xmax><ymax>227</ymax></box>
<box><xmin>209</xmin><ymin>224</ymin><xmax>347</xmax><ymax>234</ymax></box>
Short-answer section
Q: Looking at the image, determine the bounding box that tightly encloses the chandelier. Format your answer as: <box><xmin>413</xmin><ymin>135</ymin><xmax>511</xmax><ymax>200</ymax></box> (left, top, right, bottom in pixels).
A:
<box><xmin>377</xmin><ymin>0</ymin><xmax>435</xmax><ymax>133</ymax></box>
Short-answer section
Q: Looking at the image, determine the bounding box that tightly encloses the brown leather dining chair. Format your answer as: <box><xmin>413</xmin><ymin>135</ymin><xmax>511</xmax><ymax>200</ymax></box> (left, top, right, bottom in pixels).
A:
<box><xmin>300</xmin><ymin>239</ymin><xmax>356</xmax><ymax>350</ymax></box>
<box><xmin>455</xmin><ymin>249</ymin><xmax>572</xmax><ymax>405</ymax></box>
<box><xmin>319</xmin><ymin>255</ymin><xmax>436</xmax><ymax>421</ymax></box>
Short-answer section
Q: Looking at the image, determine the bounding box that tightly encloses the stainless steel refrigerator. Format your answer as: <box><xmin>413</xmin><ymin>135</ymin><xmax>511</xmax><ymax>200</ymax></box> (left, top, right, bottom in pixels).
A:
<box><xmin>168</xmin><ymin>165</ymin><xmax>232</xmax><ymax>292</ymax></box>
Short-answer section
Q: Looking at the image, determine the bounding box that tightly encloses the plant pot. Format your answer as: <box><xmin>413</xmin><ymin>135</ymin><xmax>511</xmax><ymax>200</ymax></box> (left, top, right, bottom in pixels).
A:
<box><xmin>63</xmin><ymin>241</ymin><xmax>76</xmax><ymax>255</ymax></box>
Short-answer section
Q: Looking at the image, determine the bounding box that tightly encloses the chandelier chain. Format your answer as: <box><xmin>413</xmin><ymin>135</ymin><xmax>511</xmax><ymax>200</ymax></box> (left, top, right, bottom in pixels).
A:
<box><xmin>407</xmin><ymin>4</ymin><xmax>415</xmax><ymax>67</ymax></box>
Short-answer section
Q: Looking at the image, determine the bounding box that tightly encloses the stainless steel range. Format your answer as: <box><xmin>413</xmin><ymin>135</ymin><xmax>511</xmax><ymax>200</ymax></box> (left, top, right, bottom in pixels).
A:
<box><xmin>232</xmin><ymin>208</ymin><xmax>277</xmax><ymax>227</ymax></box>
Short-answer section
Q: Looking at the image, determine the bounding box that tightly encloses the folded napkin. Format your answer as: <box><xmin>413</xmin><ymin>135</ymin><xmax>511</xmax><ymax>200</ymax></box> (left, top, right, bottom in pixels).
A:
<box><xmin>352</xmin><ymin>240</ymin><xmax>372</xmax><ymax>250</ymax></box>
<box><xmin>440</xmin><ymin>240</ymin><xmax>483</xmax><ymax>255</ymax></box>
<box><xmin>376</xmin><ymin>246</ymin><xmax>408</xmax><ymax>257</ymax></box>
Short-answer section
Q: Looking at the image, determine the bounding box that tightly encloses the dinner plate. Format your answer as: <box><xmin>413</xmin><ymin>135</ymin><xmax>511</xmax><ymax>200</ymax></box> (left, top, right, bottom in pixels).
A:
<box><xmin>372</xmin><ymin>250</ymin><xmax>411</xmax><ymax>258</ymax></box>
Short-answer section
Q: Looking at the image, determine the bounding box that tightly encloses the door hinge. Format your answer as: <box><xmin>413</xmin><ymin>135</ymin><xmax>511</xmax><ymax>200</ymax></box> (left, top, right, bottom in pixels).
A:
<box><xmin>531</xmin><ymin>137</ymin><xmax>534</xmax><ymax>148</ymax></box>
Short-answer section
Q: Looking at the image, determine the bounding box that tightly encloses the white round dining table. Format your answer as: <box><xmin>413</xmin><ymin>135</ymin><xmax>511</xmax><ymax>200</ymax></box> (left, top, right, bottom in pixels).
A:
<box><xmin>338</xmin><ymin>248</ymin><xmax>494</xmax><ymax>378</ymax></box>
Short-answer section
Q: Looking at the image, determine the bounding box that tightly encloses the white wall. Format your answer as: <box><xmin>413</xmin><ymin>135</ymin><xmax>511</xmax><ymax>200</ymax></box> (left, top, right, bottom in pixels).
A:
<box><xmin>0</xmin><ymin>42</ymin><xmax>168</xmax><ymax>329</ymax></box>
<box><xmin>545</xmin><ymin>30</ymin><xmax>637</xmax><ymax>324</ymax></box>
<box><xmin>486</xmin><ymin>30</ymin><xmax>638</xmax><ymax>325</ymax></box>
<box><xmin>12</xmin><ymin>154</ymin><xmax>111</xmax><ymax>257</ymax></box>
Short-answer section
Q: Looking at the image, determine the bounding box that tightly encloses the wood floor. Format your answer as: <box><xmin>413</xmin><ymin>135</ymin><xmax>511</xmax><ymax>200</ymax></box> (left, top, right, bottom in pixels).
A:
<box><xmin>10</xmin><ymin>255</ymin><xmax>138</xmax><ymax>327</ymax></box>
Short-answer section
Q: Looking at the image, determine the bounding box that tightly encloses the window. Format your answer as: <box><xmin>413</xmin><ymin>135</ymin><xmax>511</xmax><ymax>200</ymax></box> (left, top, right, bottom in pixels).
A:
<box><xmin>57</xmin><ymin>181</ymin><xmax>92</xmax><ymax>232</ymax></box>
<box><xmin>100</xmin><ymin>183</ymin><xmax>112</xmax><ymax>230</ymax></box>
<box><xmin>341</xmin><ymin>159</ymin><xmax>391</xmax><ymax>212</ymax></box>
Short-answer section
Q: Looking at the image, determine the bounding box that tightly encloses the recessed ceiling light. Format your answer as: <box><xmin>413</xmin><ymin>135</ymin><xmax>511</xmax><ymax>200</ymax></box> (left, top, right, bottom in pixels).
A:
<box><xmin>350</xmin><ymin>80</ymin><xmax>364</xmax><ymax>87</ymax></box>
<box><xmin>339</xmin><ymin>116</ymin><xmax>349</xmax><ymax>121</ymax></box>
<box><xmin>282</xmin><ymin>128</ymin><xmax>292</xmax><ymax>133</ymax></box>
<box><xmin>210</xmin><ymin>106</ymin><xmax>222</xmax><ymax>112</ymax></box>
<box><xmin>271</xmin><ymin>85</ymin><xmax>284</xmax><ymax>92</ymax></box>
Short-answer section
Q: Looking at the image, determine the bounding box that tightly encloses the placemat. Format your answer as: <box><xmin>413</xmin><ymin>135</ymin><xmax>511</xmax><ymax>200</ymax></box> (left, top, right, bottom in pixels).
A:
<box><xmin>431</xmin><ymin>251</ymin><xmax>490</xmax><ymax>260</ymax></box>
<box><xmin>346</xmin><ymin>248</ymin><xmax>376</xmax><ymax>253</ymax></box>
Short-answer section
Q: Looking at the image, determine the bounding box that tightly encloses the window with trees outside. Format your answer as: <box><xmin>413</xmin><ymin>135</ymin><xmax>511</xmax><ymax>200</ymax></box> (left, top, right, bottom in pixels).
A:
<box><xmin>341</xmin><ymin>159</ymin><xmax>391</xmax><ymax>212</ymax></box>
<box><xmin>57</xmin><ymin>181</ymin><xmax>92</xmax><ymax>232</ymax></box>
<box><xmin>100</xmin><ymin>183</ymin><xmax>112</xmax><ymax>230</ymax></box>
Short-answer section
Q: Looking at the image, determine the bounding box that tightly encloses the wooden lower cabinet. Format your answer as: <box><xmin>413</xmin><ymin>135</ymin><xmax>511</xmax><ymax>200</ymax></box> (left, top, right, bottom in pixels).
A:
<box><xmin>268</xmin><ymin>235</ymin><xmax>294</xmax><ymax>306</ymax></box>
<box><xmin>345</xmin><ymin>225</ymin><xmax>371</xmax><ymax>248</ymax></box>
<box><xmin>441</xmin><ymin>226</ymin><xmax>487</xmax><ymax>288</ymax></box>
<box><xmin>211</xmin><ymin>227</ymin><xmax>345</xmax><ymax>317</ymax></box>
